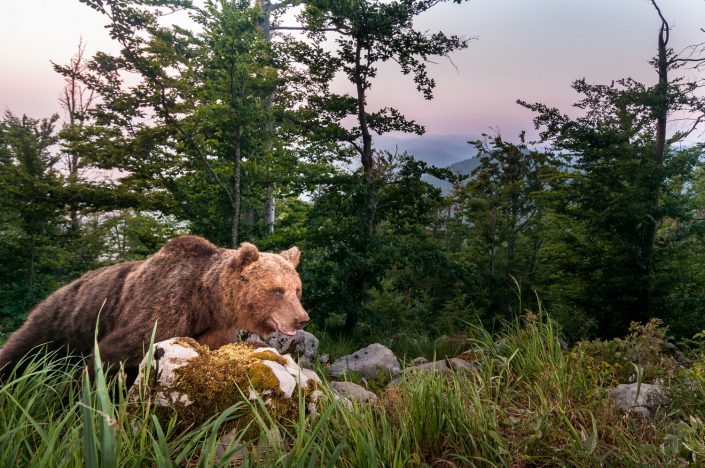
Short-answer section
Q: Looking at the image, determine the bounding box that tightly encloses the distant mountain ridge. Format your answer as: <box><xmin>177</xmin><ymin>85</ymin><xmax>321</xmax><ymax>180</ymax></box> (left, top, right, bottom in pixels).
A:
<box><xmin>375</xmin><ymin>134</ymin><xmax>474</xmax><ymax>167</ymax></box>
<box><xmin>374</xmin><ymin>134</ymin><xmax>479</xmax><ymax>194</ymax></box>
<box><xmin>422</xmin><ymin>157</ymin><xmax>480</xmax><ymax>194</ymax></box>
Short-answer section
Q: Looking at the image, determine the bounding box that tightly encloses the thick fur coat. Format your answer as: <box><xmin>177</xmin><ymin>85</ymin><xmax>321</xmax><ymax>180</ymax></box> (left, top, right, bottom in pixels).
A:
<box><xmin>0</xmin><ymin>236</ymin><xmax>309</xmax><ymax>379</ymax></box>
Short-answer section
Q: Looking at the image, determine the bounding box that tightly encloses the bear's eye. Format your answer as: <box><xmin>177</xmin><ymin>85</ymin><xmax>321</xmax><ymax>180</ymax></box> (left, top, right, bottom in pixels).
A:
<box><xmin>272</xmin><ymin>287</ymin><xmax>285</xmax><ymax>296</ymax></box>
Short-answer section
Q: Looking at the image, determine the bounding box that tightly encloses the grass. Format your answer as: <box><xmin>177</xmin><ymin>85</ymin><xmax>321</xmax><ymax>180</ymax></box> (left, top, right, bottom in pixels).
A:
<box><xmin>1</xmin><ymin>312</ymin><xmax>705</xmax><ymax>466</ymax></box>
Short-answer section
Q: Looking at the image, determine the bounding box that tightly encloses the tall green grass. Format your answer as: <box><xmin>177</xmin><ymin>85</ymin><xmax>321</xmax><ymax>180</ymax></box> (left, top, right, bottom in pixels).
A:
<box><xmin>1</xmin><ymin>310</ymin><xmax>704</xmax><ymax>466</ymax></box>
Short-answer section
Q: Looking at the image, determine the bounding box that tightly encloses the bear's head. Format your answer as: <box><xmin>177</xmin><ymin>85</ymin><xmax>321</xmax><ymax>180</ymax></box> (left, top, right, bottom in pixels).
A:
<box><xmin>228</xmin><ymin>243</ymin><xmax>310</xmax><ymax>339</ymax></box>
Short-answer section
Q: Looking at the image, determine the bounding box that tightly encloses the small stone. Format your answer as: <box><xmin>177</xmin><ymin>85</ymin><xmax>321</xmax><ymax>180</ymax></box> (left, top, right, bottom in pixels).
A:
<box><xmin>410</xmin><ymin>357</ymin><xmax>429</xmax><ymax>366</ymax></box>
<box><xmin>334</xmin><ymin>395</ymin><xmax>354</xmax><ymax>411</ymax></box>
<box><xmin>629</xmin><ymin>407</ymin><xmax>652</xmax><ymax>418</ymax></box>
<box><xmin>493</xmin><ymin>338</ymin><xmax>508</xmax><ymax>353</ymax></box>
<box><xmin>448</xmin><ymin>357</ymin><xmax>478</xmax><ymax>372</ymax></box>
<box><xmin>330</xmin><ymin>381</ymin><xmax>378</xmax><ymax>403</ymax></box>
<box><xmin>319</xmin><ymin>354</ymin><xmax>330</xmax><ymax>364</ymax></box>
<box><xmin>409</xmin><ymin>360</ymin><xmax>452</xmax><ymax>376</ymax></box>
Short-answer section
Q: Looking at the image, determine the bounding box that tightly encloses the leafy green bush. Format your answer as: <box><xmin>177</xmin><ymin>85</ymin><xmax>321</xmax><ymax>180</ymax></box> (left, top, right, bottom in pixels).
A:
<box><xmin>570</xmin><ymin>319</ymin><xmax>680</xmax><ymax>385</ymax></box>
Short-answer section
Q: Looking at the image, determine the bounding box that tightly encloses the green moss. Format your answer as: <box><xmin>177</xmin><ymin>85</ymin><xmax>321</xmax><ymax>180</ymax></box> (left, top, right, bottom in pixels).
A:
<box><xmin>247</xmin><ymin>361</ymin><xmax>280</xmax><ymax>390</ymax></box>
<box><xmin>173</xmin><ymin>337</ymin><xmax>209</xmax><ymax>353</ymax></box>
<box><xmin>249</xmin><ymin>350</ymin><xmax>287</xmax><ymax>366</ymax></box>
<box><xmin>140</xmin><ymin>342</ymin><xmax>314</xmax><ymax>430</ymax></box>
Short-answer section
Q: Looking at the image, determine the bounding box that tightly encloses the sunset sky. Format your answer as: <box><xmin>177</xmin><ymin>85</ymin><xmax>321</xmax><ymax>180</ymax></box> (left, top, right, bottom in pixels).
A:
<box><xmin>1</xmin><ymin>0</ymin><xmax>704</xmax><ymax>157</ymax></box>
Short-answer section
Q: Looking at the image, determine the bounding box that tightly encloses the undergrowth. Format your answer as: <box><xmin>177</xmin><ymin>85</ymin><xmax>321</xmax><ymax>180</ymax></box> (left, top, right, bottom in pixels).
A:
<box><xmin>1</xmin><ymin>313</ymin><xmax>705</xmax><ymax>466</ymax></box>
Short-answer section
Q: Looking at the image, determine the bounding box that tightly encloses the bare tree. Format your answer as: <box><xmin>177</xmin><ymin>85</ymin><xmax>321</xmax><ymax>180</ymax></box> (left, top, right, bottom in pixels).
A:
<box><xmin>53</xmin><ymin>38</ymin><xmax>96</xmax><ymax>233</ymax></box>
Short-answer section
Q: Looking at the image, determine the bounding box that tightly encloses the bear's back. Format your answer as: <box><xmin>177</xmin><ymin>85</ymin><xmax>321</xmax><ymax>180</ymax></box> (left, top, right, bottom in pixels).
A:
<box><xmin>158</xmin><ymin>236</ymin><xmax>220</xmax><ymax>258</ymax></box>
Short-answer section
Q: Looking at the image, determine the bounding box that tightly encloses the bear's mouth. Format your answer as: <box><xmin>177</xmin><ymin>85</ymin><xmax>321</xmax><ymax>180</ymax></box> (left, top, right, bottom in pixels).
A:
<box><xmin>272</xmin><ymin>317</ymin><xmax>297</xmax><ymax>336</ymax></box>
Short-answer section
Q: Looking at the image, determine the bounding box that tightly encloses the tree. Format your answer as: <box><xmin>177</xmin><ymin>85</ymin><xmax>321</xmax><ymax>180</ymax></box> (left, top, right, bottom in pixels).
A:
<box><xmin>279</xmin><ymin>0</ymin><xmax>470</xmax><ymax>330</ymax></box>
<box><xmin>453</xmin><ymin>133</ymin><xmax>562</xmax><ymax>319</ymax></box>
<box><xmin>518</xmin><ymin>2</ymin><xmax>705</xmax><ymax>334</ymax></box>
<box><xmin>0</xmin><ymin>112</ymin><xmax>63</xmax><ymax>328</ymax></box>
<box><xmin>76</xmin><ymin>0</ymin><xmax>287</xmax><ymax>247</ymax></box>
<box><xmin>53</xmin><ymin>39</ymin><xmax>97</xmax><ymax>233</ymax></box>
<box><xmin>294</xmin><ymin>0</ymin><xmax>470</xmax><ymax>238</ymax></box>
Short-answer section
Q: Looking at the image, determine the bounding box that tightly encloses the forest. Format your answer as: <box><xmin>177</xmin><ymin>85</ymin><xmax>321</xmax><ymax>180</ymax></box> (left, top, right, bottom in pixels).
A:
<box><xmin>2</xmin><ymin>0</ymin><xmax>704</xmax><ymax>344</ymax></box>
<box><xmin>2</xmin><ymin>0</ymin><xmax>705</xmax><ymax>465</ymax></box>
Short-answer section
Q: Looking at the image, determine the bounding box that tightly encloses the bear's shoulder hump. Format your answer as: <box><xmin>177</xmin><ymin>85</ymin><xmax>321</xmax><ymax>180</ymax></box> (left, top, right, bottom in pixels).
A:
<box><xmin>160</xmin><ymin>236</ymin><xmax>219</xmax><ymax>258</ymax></box>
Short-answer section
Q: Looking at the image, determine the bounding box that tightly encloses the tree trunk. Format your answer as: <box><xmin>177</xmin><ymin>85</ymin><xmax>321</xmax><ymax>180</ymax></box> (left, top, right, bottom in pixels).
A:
<box><xmin>639</xmin><ymin>4</ymin><xmax>669</xmax><ymax>318</ymax></box>
<box><xmin>231</xmin><ymin>126</ymin><xmax>243</xmax><ymax>248</ymax></box>
<box><xmin>264</xmin><ymin>184</ymin><xmax>275</xmax><ymax>234</ymax></box>
<box><xmin>26</xmin><ymin>235</ymin><xmax>36</xmax><ymax>305</ymax></box>
<box><xmin>354</xmin><ymin>40</ymin><xmax>374</xmax><ymax>184</ymax></box>
<box><xmin>258</xmin><ymin>0</ymin><xmax>276</xmax><ymax>236</ymax></box>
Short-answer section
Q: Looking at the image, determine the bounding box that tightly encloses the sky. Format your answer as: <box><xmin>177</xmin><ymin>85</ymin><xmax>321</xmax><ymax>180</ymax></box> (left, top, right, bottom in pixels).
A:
<box><xmin>1</xmin><ymin>0</ymin><xmax>704</xmax><ymax>164</ymax></box>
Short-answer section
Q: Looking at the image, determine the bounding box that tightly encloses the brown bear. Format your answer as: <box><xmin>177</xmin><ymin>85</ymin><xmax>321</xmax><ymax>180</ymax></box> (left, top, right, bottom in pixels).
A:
<box><xmin>0</xmin><ymin>236</ymin><xmax>309</xmax><ymax>382</ymax></box>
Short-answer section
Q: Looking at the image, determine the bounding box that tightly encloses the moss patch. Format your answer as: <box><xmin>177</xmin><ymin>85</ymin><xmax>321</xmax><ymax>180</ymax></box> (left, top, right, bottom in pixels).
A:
<box><xmin>172</xmin><ymin>337</ymin><xmax>209</xmax><ymax>354</ymax></box>
<box><xmin>143</xmin><ymin>342</ymin><xmax>313</xmax><ymax>429</ymax></box>
<box><xmin>249</xmin><ymin>350</ymin><xmax>288</xmax><ymax>366</ymax></box>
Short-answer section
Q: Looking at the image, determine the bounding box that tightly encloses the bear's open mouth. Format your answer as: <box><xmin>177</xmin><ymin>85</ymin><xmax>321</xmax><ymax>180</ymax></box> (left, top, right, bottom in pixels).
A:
<box><xmin>272</xmin><ymin>317</ymin><xmax>297</xmax><ymax>336</ymax></box>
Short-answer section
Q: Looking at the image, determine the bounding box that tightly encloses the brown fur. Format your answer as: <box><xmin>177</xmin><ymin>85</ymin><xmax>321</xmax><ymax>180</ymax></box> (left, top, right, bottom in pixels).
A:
<box><xmin>0</xmin><ymin>236</ymin><xmax>309</xmax><ymax>381</ymax></box>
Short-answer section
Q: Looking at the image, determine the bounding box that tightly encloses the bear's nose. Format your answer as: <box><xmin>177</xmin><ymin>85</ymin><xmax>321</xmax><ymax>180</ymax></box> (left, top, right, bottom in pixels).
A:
<box><xmin>296</xmin><ymin>318</ymin><xmax>310</xmax><ymax>329</ymax></box>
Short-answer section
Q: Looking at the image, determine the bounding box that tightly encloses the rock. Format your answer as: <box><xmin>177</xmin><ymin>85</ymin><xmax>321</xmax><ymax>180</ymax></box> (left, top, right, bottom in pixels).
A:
<box><xmin>334</xmin><ymin>394</ymin><xmax>354</xmax><ymax>411</ymax></box>
<box><xmin>236</xmin><ymin>329</ymin><xmax>319</xmax><ymax>368</ymax></box>
<box><xmin>406</xmin><ymin>358</ymin><xmax>477</xmax><ymax>376</ymax></box>
<box><xmin>447</xmin><ymin>357</ymin><xmax>478</xmax><ymax>373</ymax></box>
<box><xmin>493</xmin><ymin>338</ymin><xmax>508</xmax><ymax>353</ymax></box>
<box><xmin>409</xmin><ymin>360</ymin><xmax>452</xmax><ymax>376</ymax></box>
<box><xmin>319</xmin><ymin>353</ymin><xmax>330</xmax><ymax>364</ymax></box>
<box><xmin>265</xmin><ymin>330</ymin><xmax>320</xmax><ymax>368</ymax></box>
<box><xmin>329</xmin><ymin>343</ymin><xmax>401</xmax><ymax>379</ymax></box>
<box><xmin>128</xmin><ymin>337</ymin><xmax>321</xmax><ymax>427</ymax></box>
<box><xmin>609</xmin><ymin>383</ymin><xmax>666</xmax><ymax>417</ymax></box>
<box><xmin>410</xmin><ymin>357</ymin><xmax>429</xmax><ymax>366</ymax></box>
<box><xmin>557</xmin><ymin>338</ymin><xmax>569</xmax><ymax>351</ymax></box>
<box><xmin>460</xmin><ymin>347</ymin><xmax>490</xmax><ymax>362</ymax></box>
<box><xmin>330</xmin><ymin>381</ymin><xmax>378</xmax><ymax>403</ymax></box>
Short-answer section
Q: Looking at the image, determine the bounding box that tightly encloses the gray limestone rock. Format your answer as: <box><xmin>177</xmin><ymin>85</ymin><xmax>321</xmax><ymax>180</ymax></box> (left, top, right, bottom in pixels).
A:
<box><xmin>329</xmin><ymin>343</ymin><xmax>401</xmax><ymax>379</ymax></box>
<box><xmin>609</xmin><ymin>383</ymin><xmax>666</xmax><ymax>417</ymax></box>
<box><xmin>329</xmin><ymin>381</ymin><xmax>378</xmax><ymax>403</ymax></box>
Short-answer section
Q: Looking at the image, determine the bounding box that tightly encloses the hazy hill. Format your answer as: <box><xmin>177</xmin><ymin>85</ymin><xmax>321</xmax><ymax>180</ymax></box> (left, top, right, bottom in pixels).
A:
<box><xmin>375</xmin><ymin>134</ymin><xmax>474</xmax><ymax>168</ymax></box>
<box><xmin>374</xmin><ymin>134</ymin><xmax>479</xmax><ymax>194</ymax></box>
<box><xmin>423</xmin><ymin>157</ymin><xmax>480</xmax><ymax>194</ymax></box>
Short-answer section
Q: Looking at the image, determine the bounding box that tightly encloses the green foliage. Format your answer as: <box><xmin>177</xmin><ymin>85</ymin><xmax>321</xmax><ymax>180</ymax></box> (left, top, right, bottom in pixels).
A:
<box><xmin>521</xmin><ymin>76</ymin><xmax>705</xmax><ymax>338</ymax></box>
<box><xmin>452</xmin><ymin>133</ymin><xmax>563</xmax><ymax>321</ymax></box>
<box><xmin>570</xmin><ymin>318</ymin><xmax>680</xmax><ymax>386</ymax></box>
<box><xmin>3</xmin><ymin>314</ymin><xmax>705</xmax><ymax>465</ymax></box>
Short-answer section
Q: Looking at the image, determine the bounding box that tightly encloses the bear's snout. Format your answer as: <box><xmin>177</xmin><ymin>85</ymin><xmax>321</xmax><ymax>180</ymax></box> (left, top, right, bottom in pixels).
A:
<box><xmin>295</xmin><ymin>316</ymin><xmax>310</xmax><ymax>329</ymax></box>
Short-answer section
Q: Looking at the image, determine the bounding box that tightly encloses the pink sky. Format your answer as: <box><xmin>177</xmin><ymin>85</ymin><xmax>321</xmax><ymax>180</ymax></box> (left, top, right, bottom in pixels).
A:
<box><xmin>1</xmin><ymin>0</ymin><xmax>704</xmax><ymax>141</ymax></box>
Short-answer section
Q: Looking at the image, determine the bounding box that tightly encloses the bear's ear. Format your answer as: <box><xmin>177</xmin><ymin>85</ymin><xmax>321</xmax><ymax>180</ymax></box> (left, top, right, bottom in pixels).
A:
<box><xmin>231</xmin><ymin>242</ymin><xmax>259</xmax><ymax>271</ymax></box>
<box><xmin>279</xmin><ymin>246</ymin><xmax>300</xmax><ymax>268</ymax></box>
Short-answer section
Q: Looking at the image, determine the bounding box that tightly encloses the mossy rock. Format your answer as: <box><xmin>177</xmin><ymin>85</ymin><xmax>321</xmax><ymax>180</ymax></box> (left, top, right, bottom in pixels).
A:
<box><xmin>129</xmin><ymin>338</ymin><xmax>322</xmax><ymax>429</ymax></box>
